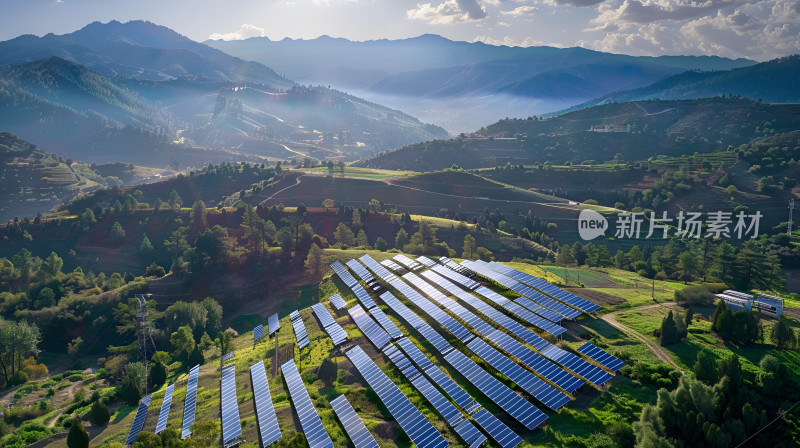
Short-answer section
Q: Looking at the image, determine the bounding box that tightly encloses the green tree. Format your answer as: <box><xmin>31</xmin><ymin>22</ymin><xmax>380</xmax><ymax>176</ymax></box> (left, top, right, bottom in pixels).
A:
<box><xmin>556</xmin><ymin>245</ymin><xmax>575</xmax><ymax>266</ymax></box>
<box><xmin>476</xmin><ymin>247</ymin><xmax>493</xmax><ymax>261</ymax></box>
<box><xmin>715</xmin><ymin>308</ymin><xmax>735</xmax><ymax>340</ymax></box>
<box><xmin>771</xmin><ymin>315</ymin><xmax>796</xmax><ymax>348</ymax></box>
<box><xmin>40</xmin><ymin>252</ymin><xmax>63</xmax><ymax>279</ymax></box>
<box><xmin>130</xmin><ymin>431</ymin><xmax>162</xmax><ymax>448</ymax></box>
<box><xmin>374</xmin><ymin>237</ymin><xmax>388</xmax><ymax>251</ymax></box>
<box><xmin>394</xmin><ymin>228</ymin><xmax>409</xmax><ymax>249</ymax></box>
<box><xmin>168</xmin><ymin>189</ymin><xmax>183</xmax><ymax>210</ymax></box>
<box><xmin>34</xmin><ymin>287</ymin><xmax>55</xmax><ymax>309</ymax></box>
<box><xmin>67</xmin><ymin>418</ymin><xmax>90</xmax><ymax>448</ymax></box>
<box><xmin>660</xmin><ymin>310</ymin><xmax>680</xmax><ymax>346</ymax></box>
<box><xmin>304</xmin><ymin>243</ymin><xmax>323</xmax><ymax>274</ymax></box>
<box><xmin>356</xmin><ymin>229</ymin><xmax>369</xmax><ymax>247</ymax></box>
<box><xmin>0</xmin><ymin>319</ymin><xmax>41</xmax><ymax>385</ymax></box>
<box><xmin>192</xmin><ymin>200</ymin><xmax>208</xmax><ymax>230</ymax></box>
<box><xmin>139</xmin><ymin>234</ymin><xmax>154</xmax><ymax>254</ymax></box>
<box><xmin>215</xmin><ymin>331</ymin><xmax>234</xmax><ymax>360</ymax></box>
<box><xmin>110</xmin><ymin>222</ymin><xmax>126</xmax><ymax>241</ymax></box>
<box><xmin>170</xmin><ymin>325</ymin><xmax>196</xmax><ymax>360</ymax></box>
<box><xmin>693</xmin><ymin>350</ymin><xmax>717</xmax><ymax>384</ymax></box>
<box><xmin>334</xmin><ymin>223</ymin><xmax>356</xmax><ymax>247</ymax></box>
<box><xmin>462</xmin><ymin>234</ymin><xmax>477</xmax><ymax>259</ymax></box>
<box><xmin>145</xmin><ymin>262</ymin><xmax>166</xmax><ymax>277</ymax></box>
<box><xmin>81</xmin><ymin>208</ymin><xmax>96</xmax><ymax>224</ymax></box>
<box><xmin>152</xmin><ymin>198</ymin><xmax>163</xmax><ymax>213</ymax></box>
<box><xmin>733</xmin><ymin>311</ymin><xmax>758</xmax><ymax>345</ymax></box>
<box><xmin>150</xmin><ymin>360</ymin><xmax>167</xmax><ymax>386</ymax></box>
<box><xmin>88</xmin><ymin>399</ymin><xmax>110</xmax><ymax>426</ymax></box>
<box><xmin>119</xmin><ymin>362</ymin><xmax>145</xmax><ymax>405</ymax></box>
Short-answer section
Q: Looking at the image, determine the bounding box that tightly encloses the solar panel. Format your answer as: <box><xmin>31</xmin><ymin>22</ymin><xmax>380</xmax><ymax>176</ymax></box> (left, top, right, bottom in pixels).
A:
<box><xmin>538</xmin><ymin>344</ymin><xmax>613</xmax><ymax>386</ymax></box>
<box><xmin>431</xmin><ymin>263</ymin><xmax>481</xmax><ymax>290</ymax></box>
<box><xmin>268</xmin><ymin>313</ymin><xmax>280</xmax><ymax>335</ymax></box>
<box><xmin>329</xmin><ymin>294</ymin><xmax>348</xmax><ymax>310</ymax></box>
<box><xmin>393</xmin><ymin>274</ymin><xmax>473</xmax><ymax>342</ymax></box>
<box><xmin>290</xmin><ymin>311</ymin><xmax>310</xmax><ymax>349</ymax></box>
<box><xmin>444</xmin><ymin>348</ymin><xmax>548</xmax><ymax>430</ymax></box>
<box><xmin>311</xmin><ymin>303</ymin><xmax>348</xmax><ymax>346</ymax></box>
<box><xmin>415</xmin><ymin>256</ymin><xmax>437</xmax><ymax>267</ymax></box>
<box><xmin>393</xmin><ymin>254</ymin><xmax>423</xmax><ymax>271</ymax></box>
<box><xmin>330</xmin><ymin>395</ymin><xmax>380</xmax><ymax>448</ymax></box>
<box><xmin>369</xmin><ymin>306</ymin><xmax>403</xmax><ymax>339</ymax></box>
<box><xmin>346</xmin><ymin>345</ymin><xmax>448</xmax><ymax>448</ymax></box>
<box><xmin>486</xmin><ymin>329</ymin><xmax>584</xmax><ymax>393</ymax></box>
<box><xmin>380</xmin><ymin>291</ymin><xmax>454</xmax><ymax>355</ymax></box>
<box><xmin>467</xmin><ymin>338</ymin><xmax>570</xmax><ymax>411</ymax></box>
<box><xmin>250</xmin><ymin>361</ymin><xmax>282</xmax><ymax>447</ymax></box>
<box><xmin>453</xmin><ymin>418</ymin><xmax>488</xmax><ymax>448</ymax></box>
<box><xmin>358</xmin><ymin>254</ymin><xmax>397</xmax><ymax>282</ymax></box>
<box><xmin>576</xmin><ymin>342</ymin><xmax>625</xmax><ymax>371</ymax></box>
<box><xmin>330</xmin><ymin>260</ymin><xmax>359</xmax><ymax>287</ymax></box>
<box><xmin>220</xmin><ymin>364</ymin><xmax>242</xmax><ymax>447</ymax></box>
<box><xmin>155</xmin><ymin>383</ymin><xmax>174</xmax><ymax>434</ymax></box>
<box><xmin>350</xmin><ymin>284</ymin><xmax>377</xmax><ymax>309</ymax></box>
<box><xmin>253</xmin><ymin>324</ymin><xmax>265</xmax><ymax>342</ymax></box>
<box><xmin>489</xmin><ymin>262</ymin><xmax>600</xmax><ymax>313</ymax></box>
<box><xmin>348</xmin><ymin>304</ymin><xmax>391</xmax><ymax>350</ymax></box>
<box><xmin>281</xmin><ymin>359</ymin><xmax>334</xmax><ymax>448</ymax></box>
<box><xmin>126</xmin><ymin>393</ymin><xmax>152</xmax><ymax>445</ymax></box>
<box><xmin>181</xmin><ymin>365</ymin><xmax>200</xmax><ymax>439</ymax></box>
<box><xmin>380</xmin><ymin>259</ymin><xmax>406</xmax><ymax>273</ymax></box>
<box><xmin>472</xmin><ymin>409</ymin><xmax>523</xmax><ymax>448</ymax></box>
<box><xmin>346</xmin><ymin>259</ymin><xmax>374</xmax><ymax>284</ymax></box>
<box><xmin>221</xmin><ymin>351</ymin><xmax>235</xmax><ymax>363</ymax></box>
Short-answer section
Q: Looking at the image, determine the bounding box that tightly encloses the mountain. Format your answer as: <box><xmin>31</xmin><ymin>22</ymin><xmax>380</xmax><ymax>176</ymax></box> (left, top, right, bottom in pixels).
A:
<box><xmin>207</xmin><ymin>35</ymin><xmax>754</xmax><ymax>132</ymax></box>
<box><xmin>356</xmin><ymin>97</ymin><xmax>800</xmax><ymax>171</ymax></box>
<box><xmin>561</xmin><ymin>55</ymin><xmax>800</xmax><ymax>111</ymax></box>
<box><xmin>0</xmin><ymin>22</ymin><xmax>448</xmax><ymax>165</ymax></box>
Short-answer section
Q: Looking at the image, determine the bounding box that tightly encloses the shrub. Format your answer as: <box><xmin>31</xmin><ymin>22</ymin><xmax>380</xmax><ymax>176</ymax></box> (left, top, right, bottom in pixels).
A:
<box><xmin>675</xmin><ymin>285</ymin><xmax>714</xmax><ymax>305</ymax></box>
<box><xmin>88</xmin><ymin>400</ymin><xmax>110</xmax><ymax>426</ymax></box>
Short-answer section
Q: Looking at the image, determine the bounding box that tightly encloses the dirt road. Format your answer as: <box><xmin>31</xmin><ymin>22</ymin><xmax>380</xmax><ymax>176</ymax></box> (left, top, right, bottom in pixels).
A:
<box><xmin>601</xmin><ymin>302</ymin><xmax>680</xmax><ymax>369</ymax></box>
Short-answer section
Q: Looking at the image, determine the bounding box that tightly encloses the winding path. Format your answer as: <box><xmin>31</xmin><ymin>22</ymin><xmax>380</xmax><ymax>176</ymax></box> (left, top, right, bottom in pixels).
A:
<box><xmin>601</xmin><ymin>302</ymin><xmax>680</xmax><ymax>369</ymax></box>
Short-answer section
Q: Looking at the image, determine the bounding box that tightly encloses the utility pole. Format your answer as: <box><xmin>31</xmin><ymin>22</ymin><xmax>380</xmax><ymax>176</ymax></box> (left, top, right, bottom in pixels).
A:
<box><xmin>789</xmin><ymin>199</ymin><xmax>795</xmax><ymax>236</ymax></box>
<box><xmin>652</xmin><ymin>278</ymin><xmax>656</xmax><ymax>303</ymax></box>
<box><xmin>135</xmin><ymin>294</ymin><xmax>156</xmax><ymax>395</ymax></box>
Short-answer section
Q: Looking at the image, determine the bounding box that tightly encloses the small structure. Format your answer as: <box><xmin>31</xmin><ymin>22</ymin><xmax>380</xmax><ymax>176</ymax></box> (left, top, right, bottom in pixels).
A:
<box><xmin>588</xmin><ymin>124</ymin><xmax>631</xmax><ymax>133</ymax></box>
<box><xmin>715</xmin><ymin>290</ymin><xmax>784</xmax><ymax>317</ymax></box>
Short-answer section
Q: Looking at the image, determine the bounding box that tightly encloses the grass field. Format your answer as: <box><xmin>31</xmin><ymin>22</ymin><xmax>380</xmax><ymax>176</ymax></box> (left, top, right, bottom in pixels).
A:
<box><xmin>544</xmin><ymin>267</ymin><xmax>613</xmax><ymax>287</ymax></box>
<box><xmin>297</xmin><ymin>166</ymin><xmax>414</xmax><ymax>179</ymax></box>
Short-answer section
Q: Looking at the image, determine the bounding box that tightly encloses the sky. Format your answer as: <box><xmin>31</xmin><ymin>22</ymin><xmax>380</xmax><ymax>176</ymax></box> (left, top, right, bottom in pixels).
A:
<box><xmin>1</xmin><ymin>0</ymin><xmax>799</xmax><ymax>61</ymax></box>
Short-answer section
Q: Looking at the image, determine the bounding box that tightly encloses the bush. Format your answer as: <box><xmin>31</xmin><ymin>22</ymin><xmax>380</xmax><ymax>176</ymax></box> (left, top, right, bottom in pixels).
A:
<box><xmin>88</xmin><ymin>400</ymin><xmax>110</xmax><ymax>426</ymax></box>
<box><xmin>66</xmin><ymin>418</ymin><xmax>89</xmax><ymax>448</ymax></box>
<box><xmin>7</xmin><ymin>371</ymin><xmax>28</xmax><ymax>387</ymax></box>
<box><xmin>675</xmin><ymin>285</ymin><xmax>714</xmax><ymax>305</ymax></box>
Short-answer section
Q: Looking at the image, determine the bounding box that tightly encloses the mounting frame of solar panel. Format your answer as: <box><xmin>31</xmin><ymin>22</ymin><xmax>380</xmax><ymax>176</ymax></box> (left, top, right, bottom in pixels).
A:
<box><xmin>281</xmin><ymin>358</ymin><xmax>334</xmax><ymax>448</ymax></box>
<box><xmin>155</xmin><ymin>383</ymin><xmax>174</xmax><ymax>434</ymax></box>
<box><xmin>576</xmin><ymin>342</ymin><xmax>625</xmax><ymax>371</ymax></box>
<box><xmin>181</xmin><ymin>365</ymin><xmax>200</xmax><ymax>439</ymax></box>
<box><xmin>126</xmin><ymin>393</ymin><xmax>152</xmax><ymax>445</ymax></box>
<box><xmin>346</xmin><ymin>345</ymin><xmax>448</xmax><ymax>448</ymax></box>
<box><xmin>220</xmin><ymin>364</ymin><xmax>242</xmax><ymax>447</ymax></box>
<box><xmin>311</xmin><ymin>303</ymin><xmax>348</xmax><ymax>346</ymax></box>
<box><xmin>250</xmin><ymin>360</ymin><xmax>282</xmax><ymax>447</ymax></box>
<box><xmin>330</xmin><ymin>395</ymin><xmax>379</xmax><ymax>448</ymax></box>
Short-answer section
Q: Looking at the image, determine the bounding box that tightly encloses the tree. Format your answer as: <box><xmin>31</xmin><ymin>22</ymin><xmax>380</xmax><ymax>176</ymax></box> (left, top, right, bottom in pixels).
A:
<box><xmin>693</xmin><ymin>350</ymin><xmax>717</xmax><ymax>384</ymax></box>
<box><xmin>88</xmin><ymin>399</ymin><xmax>110</xmax><ymax>426</ymax></box>
<box><xmin>322</xmin><ymin>198</ymin><xmax>335</xmax><ymax>208</ymax></box>
<box><xmin>152</xmin><ymin>198</ymin><xmax>163</xmax><ymax>213</ymax></box>
<box><xmin>168</xmin><ymin>189</ymin><xmax>183</xmax><ymax>210</ymax></box>
<box><xmin>356</xmin><ymin>229</ymin><xmax>369</xmax><ymax>247</ymax></box>
<box><xmin>34</xmin><ymin>287</ymin><xmax>55</xmax><ymax>309</ymax></box>
<box><xmin>215</xmin><ymin>331</ymin><xmax>233</xmax><ymax>360</ymax></box>
<box><xmin>130</xmin><ymin>431</ymin><xmax>162</xmax><ymax>447</ymax></box>
<box><xmin>556</xmin><ymin>245</ymin><xmax>575</xmax><ymax>266</ymax></box>
<box><xmin>81</xmin><ymin>208</ymin><xmax>96</xmax><ymax>224</ymax></box>
<box><xmin>715</xmin><ymin>308</ymin><xmax>735</xmax><ymax>340</ymax></box>
<box><xmin>145</xmin><ymin>262</ymin><xmax>166</xmax><ymax>277</ymax></box>
<box><xmin>192</xmin><ymin>200</ymin><xmax>208</xmax><ymax>230</ymax></box>
<box><xmin>241</xmin><ymin>204</ymin><xmax>268</xmax><ymax>256</ymax></box>
<box><xmin>660</xmin><ymin>311</ymin><xmax>680</xmax><ymax>346</ymax></box>
<box><xmin>139</xmin><ymin>234</ymin><xmax>154</xmax><ymax>254</ymax></box>
<box><xmin>110</xmin><ymin>222</ymin><xmax>126</xmax><ymax>241</ymax></box>
<box><xmin>334</xmin><ymin>223</ymin><xmax>356</xmax><ymax>247</ymax></box>
<box><xmin>67</xmin><ymin>418</ymin><xmax>90</xmax><ymax>448</ymax></box>
<box><xmin>394</xmin><ymin>228</ymin><xmax>409</xmax><ymax>249</ymax></box>
<box><xmin>351</xmin><ymin>209</ymin><xmax>362</xmax><ymax>227</ymax></box>
<box><xmin>0</xmin><ymin>319</ymin><xmax>41</xmax><ymax>385</ymax></box>
<box><xmin>733</xmin><ymin>311</ymin><xmax>758</xmax><ymax>345</ymax></box>
<box><xmin>305</xmin><ymin>243</ymin><xmax>323</xmax><ymax>274</ymax></box>
<box><xmin>462</xmin><ymin>234</ymin><xmax>477</xmax><ymax>259</ymax></box>
<box><xmin>771</xmin><ymin>315</ymin><xmax>796</xmax><ymax>348</ymax></box>
<box><xmin>170</xmin><ymin>325</ymin><xmax>196</xmax><ymax>360</ymax></box>
<box><xmin>374</xmin><ymin>237</ymin><xmax>388</xmax><ymax>251</ymax></box>
<box><xmin>685</xmin><ymin>308</ymin><xmax>694</xmax><ymax>328</ymax></box>
<box><xmin>119</xmin><ymin>362</ymin><xmax>146</xmax><ymax>405</ymax></box>
<box><xmin>40</xmin><ymin>252</ymin><xmax>63</xmax><ymax>279</ymax></box>
<box><xmin>150</xmin><ymin>360</ymin><xmax>167</xmax><ymax>386</ymax></box>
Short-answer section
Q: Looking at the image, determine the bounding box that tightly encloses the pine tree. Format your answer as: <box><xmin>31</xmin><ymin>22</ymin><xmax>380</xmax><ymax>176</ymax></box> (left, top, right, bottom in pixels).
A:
<box><xmin>356</xmin><ymin>229</ymin><xmax>369</xmax><ymax>247</ymax></box>
<box><xmin>462</xmin><ymin>234</ymin><xmax>477</xmax><ymax>259</ymax></box>
<box><xmin>67</xmin><ymin>418</ymin><xmax>90</xmax><ymax>448</ymax></box>
<box><xmin>394</xmin><ymin>228</ymin><xmax>409</xmax><ymax>249</ymax></box>
<box><xmin>88</xmin><ymin>400</ymin><xmax>110</xmax><ymax>426</ymax></box>
<box><xmin>660</xmin><ymin>311</ymin><xmax>680</xmax><ymax>346</ymax></box>
<box><xmin>139</xmin><ymin>234</ymin><xmax>154</xmax><ymax>254</ymax></box>
<box><xmin>771</xmin><ymin>315</ymin><xmax>796</xmax><ymax>348</ymax></box>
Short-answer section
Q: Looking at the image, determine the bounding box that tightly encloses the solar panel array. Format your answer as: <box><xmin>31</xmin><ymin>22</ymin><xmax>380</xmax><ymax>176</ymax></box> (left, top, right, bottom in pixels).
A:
<box><xmin>380</xmin><ymin>291</ymin><xmax>454</xmax><ymax>355</ymax></box>
<box><xmin>393</xmin><ymin>253</ymin><xmax>424</xmax><ymax>271</ymax></box>
<box><xmin>290</xmin><ymin>310</ymin><xmax>310</xmax><ymax>349</ymax></box>
<box><xmin>126</xmin><ymin>393</ymin><xmax>152</xmax><ymax>445</ymax></box>
<box><xmin>221</xmin><ymin>351</ymin><xmax>235</xmax><ymax>363</ymax></box>
<box><xmin>181</xmin><ymin>365</ymin><xmax>200</xmax><ymax>439</ymax></box>
<box><xmin>330</xmin><ymin>260</ymin><xmax>359</xmax><ymax>288</ymax></box>
<box><xmin>329</xmin><ymin>294</ymin><xmax>347</xmax><ymax>310</ymax></box>
<box><xmin>440</xmin><ymin>256</ymin><xmax>473</xmax><ymax>274</ymax></box>
<box><xmin>253</xmin><ymin>324</ymin><xmax>265</xmax><ymax>342</ymax></box>
<box><xmin>538</xmin><ymin>344</ymin><xmax>612</xmax><ymax>386</ymax></box>
<box><xmin>346</xmin><ymin>345</ymin><xmax>448</xmax><ymax>448</ymax></box>
<box><xmin>486</xmin><ymin>329</ymin><xmax>584</xmax><ymax>393</ymax></box>
<box><xmin>577</xmin><ymin>342</ymin><xmax>625</xmax><ymax>371</ymax></box>
<box><xmin>311</xmin><ymin>303</ymin><xmax>348</xmax><ymax>346</ymax></box>
<box><xmin>432</xmin><ymin>263</ymin><xmax>481</xmax><ymax>290</ymax></box>
<box><xmin>268</xmin><ymin>313</ymin><xmax>280</xmax><ymax>335</ymax></box>
<box><xmin>250</xmin><ymin>360</ymin><xmax>282</xmax><ymax>447</ymax></box>
<box><xmin>346</xmin><ymin>259</ymin><xmax>374</xmax><ymax>284</ymax></box>
<box><xmin>472</xmin><ymin>409</ymin><xmax>523</xmax><ymax>448</ymax></box>
<box><xmin>444</xmin><ymin>348</ymin><xmax>548</xmax><ymax>430</ymax></box>
<box><xmin>490</xmin><ymin>262</ymin><xmax>600</xmax><ymax>313</ymax></box>
<box><xmin>380</xmin><ymin>259</ymin><xmax>405</xmax><ymax>273</ymax></box>
<box><xmin>220</xmin><ymin>364</ymin><xmax>242</xmax><ymax>447</ymax></box>
<box><xmin>359</xmin><ymin>254</ymin><xmax>397</xmax><ymax>281</ymax></box>
<box><xmin>369</xmin><ymin>306</ymin><xmax>403</xmax><ymax>339</ymax></box>
<box><xmin>350</xmin><ymin>284</ymin><xmax>377</xmax><ymax>309</ymax></box>
<box><xmin>383</xmin><ymin>345</ymin><xmax>486</xmax><ymax>447</ymax></box>
<box><xmin>281</xmin><ymin>359</ymin><xmax>334</xmax><ymax>448</ymax></box>
<box><xmin>329</xmin><ymin>395</ymin><xmax>380</xmax><ymax>448</ymax></box>
<box><xmin>155</xmin><ymin>383</ymin><xmax>174</xmax><ymax>434</ymax></box>
<box><xmin>415</xmin><ymin>256</ymin><xmax>437</xmax><ymax>267</ymax></box>
<box><xmin>467</xmin><ymin>338</ymin><xmax>570</xmax><ymax>411</ymax></box>
<box><xmin>392</xmin><ymin>274</ymin><xmax>473</xmax><ymax>343</ymax></box>
<box><xmin>348</xmin><ymin>304</ymin><xmax>392</xmax><ymax>350</ymax></box>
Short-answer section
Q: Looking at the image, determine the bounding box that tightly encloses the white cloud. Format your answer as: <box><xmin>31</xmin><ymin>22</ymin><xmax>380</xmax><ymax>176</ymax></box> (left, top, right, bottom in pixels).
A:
<box><xmin>208</xmin><ymin>24</ymin><xmax>267</xmax><ymax>41</ymax></box>
<box><xmin>473</xmin><ymin>34</ymin><xmax>562</xmax><ymax>46</ymax></box>
<box><xmin>407</xmin><ymin>0</ymin><xmax>488</xmax><ymax>24</ymax></box>
<box><xmin>502</xmin><ymin>5</ymin><xmax>538</xmax><ymax>14</ymax></box>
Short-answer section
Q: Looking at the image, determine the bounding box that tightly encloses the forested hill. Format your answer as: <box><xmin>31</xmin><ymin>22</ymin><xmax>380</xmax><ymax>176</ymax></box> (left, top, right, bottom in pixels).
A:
<box><xmin>356</xmin><ymin>98</ymin><xmax>800</xmax><ymax>171</ymax></box>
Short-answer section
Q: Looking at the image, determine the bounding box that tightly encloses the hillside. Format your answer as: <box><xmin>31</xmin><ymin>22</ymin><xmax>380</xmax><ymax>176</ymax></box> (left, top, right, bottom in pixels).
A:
<box><xmin>208</xmin><ymin>35</ymin><xmax>753</xmax><ymax>133</ymax></box>
<box><xmin>566</xmin><ymin>55</ymin><xmax>800</xmax><ymax>111</ymax></box>
<box><xmin>357</xmin><ymin>98</ymin><xmax>800</xmax><ymax>171</ymax></box>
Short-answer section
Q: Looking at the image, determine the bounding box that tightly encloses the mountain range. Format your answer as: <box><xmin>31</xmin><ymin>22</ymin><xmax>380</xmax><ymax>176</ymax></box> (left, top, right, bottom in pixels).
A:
<box><xmin>208</xmin><ymin>35</ymin><xmax>755</xmax><ymax>132</ymax></box>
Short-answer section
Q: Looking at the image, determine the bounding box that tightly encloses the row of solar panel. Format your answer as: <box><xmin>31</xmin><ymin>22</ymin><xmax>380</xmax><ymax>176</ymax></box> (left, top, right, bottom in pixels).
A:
<box><xmin>393</xmin><ymin>253</ymin><xmax>424</xmax><ymax>271</ymax></box>
<box><xmin>489</xmin><ymin>261</ymin><xmax>600</xmax><ymax>313</ymax></box>
<box><xmin>290</xmin><ymin>310</ymin><xmax>310</xmax><ymax>349</ymax></box>
<box><xmin>330</xmin><ymin>260</ymin><xmax>359</xmax><ymax>288</ymax></box>
<box><xmin>346</xmin><ymin>258</ymin><xmax>374</xmax><ymax>284</ymax></box>
<box><xmin>348</xmin><ymin>304</ymin><xmax>392</xmax><ymax>350</ymax></box>
<box><xmin>311</xmin><ymin>302</ymin><xmax>348</xmax><ymax>346</ymax></box>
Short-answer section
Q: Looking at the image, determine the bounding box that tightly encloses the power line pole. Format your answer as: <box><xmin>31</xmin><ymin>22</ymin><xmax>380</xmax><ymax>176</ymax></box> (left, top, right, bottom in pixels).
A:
<box><xmin>135</xmin><ymin>294</ymin><xmax>156</xmax><ymax>395</ymax></box>
<box><xmin>789</xmin><ymin>199</ymin><xmax>795</xmax><ymax>236</ymax></box>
